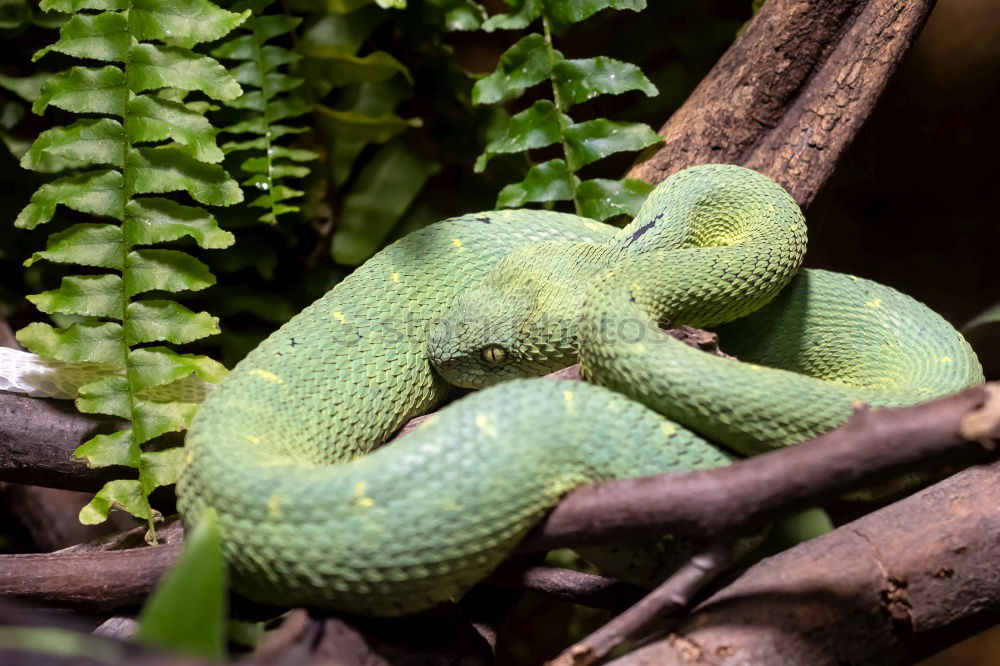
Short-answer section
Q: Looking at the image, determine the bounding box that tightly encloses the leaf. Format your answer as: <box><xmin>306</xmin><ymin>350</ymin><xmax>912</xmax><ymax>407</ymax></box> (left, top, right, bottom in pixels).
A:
<box><xmin>474</xmin><ymin>100</ymin><xmax>564</xmax><ymax>172</ymax></box>
<box><xmin>0</xmin><ymin>72</ymin><xmax>52</xmax><ymax>102</ymax></box>
<box><xmin>497</xmin><ymin>159</ymin><xmax>578</xmax><ymax>207</ymax></box>
<box><xmin>576</xmin><ymin>178</ymin><xmax>654</xmax><ymax>220</ymax></box>
<box><xmin>332</xmin><ymin>139</ymin><xmax>440</xmax><ymax>265</ymax></box>
<box><xmin>34</xmin><ymin>11</ymin><xmax>129</xmax><ymax>63</ymax></box>
<box><xmin>77</xmin><ymin>374</ymin><xmax>130</xmax><ymax>418</ymax></box>
<box><xmin>563</xmin><ymin>119</ymin><xmax>661</xmax><ymax>170</ymax></box>
<box><xmin>472</xmin><ymin>33</ymin><xmax>551</xmax><ymax>105</ymax></box>
<box><xmin>22</xmin><ymin>118</ymin><xmax>125</xmax><ymax>173</ymax></box>
<box><xmin>128</xmin><ymin>44</ymin><xmax>243</xmax><ymax>101</ymax></box>
<box><xmin>128</xmin><ymin>346</ymin><xmax>226</xmax><ymax>394</ymax></box>
<box><xmin>79</xmin><ymin>479</ymin><xmax>151</xmax><ymax>524</ymax></box>
<box><xmin>316</xmin><ymin>106</ymin><xmax>420</xmax><ymax>143</ymax></box>
<box><xmin>75</xmin><ymin>430</ymin><xmax>138</xmax><ymax>469</ymax></box>
<box><xmin>300</xmin><ymin>46</ymin><xmax>411</xmax><ymax>87</ymax></box>
<box><xmin>546</xmin><ymin>0</ymin><xmax>645</xmax><ymax>31</ymax></box>
<box><xmin>127</xmin><ymin>147</ymin><xmax>243</xmax><ymax>206</ymax></box>
<box><xmin>16</xmin><ymin>321</ymin><xmax>123</xmax><ymax>365</ymax></box>
<box><xmin>963</xmin><ymin>302</ymin><xmax>1000</xmax><ymax>332</ymax></box>
<box><xmin>135</xmin><ymin>508</ymin><xmax>226</xmax><ymax>659</ymax></box>
<box><xmin>125</xmin><ymin>301</ymin><xmax>220</xmax><ymax>345</ymax></box>
<box><xmin>15</xmin><ymin>169</ymin><xmax>124</xmax><ymax>229</ymax></box>
<box><xmin>127</xmin><ymin>96</ymin><xmax>225</xmax><ymax>163</ymax></box>
<box><xmin>138</xmin><ymin>447</ymin><xmax>187</xmax><ymax>494</ymax></box>
<box><xmin>124</xmin><ymin>249</ymin><xmax>215</xmax><ymax>297</ymax></box>
<box><xmin>481</xmin><ymin>0</ymin><xmax>541</xmax><ymax>32</ymax></box>
<box><xmin>33</xmin><ymin>66</ymin><xmax>127</xmax><ymax>116</ymax></box>
<box><xmin>40</xmin><ymin>0</ymin><xmax>128</xmax><ymax>10</ymax></box>
<box><xmin>27</xmin><ymin>274</ymin><xmax>124</xmax><ymax>319</ymax></box>
<box><xmin>25</xmin><ymin>223</ymin><xmax>123</xmax><ymax>269</ymax></box>
<box><xmin>133</xmin><ymin>398</ymin><xmax>200</xmax><ymax>442</ymax></box>
<box><xmin>130</xmin><ymin>0</ymin><xmax>250</xmax><ymax>49</ymax></box>
<box><xmin>554</xmin><ymin>56</ymin><xmax>657</xmax><ymax>108</ymax></box>
<box><xmin>124</xmin><ymin>198</ymin><xmax>234</xmax><ymax>249</ymax></box>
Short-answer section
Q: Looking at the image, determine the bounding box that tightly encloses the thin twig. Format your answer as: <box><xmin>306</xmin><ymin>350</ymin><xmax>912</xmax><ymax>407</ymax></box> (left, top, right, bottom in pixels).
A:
<box><xmin>548</xmin><ymin>540</ymin><xmax>736</xmax><ymax>666</ymax></box>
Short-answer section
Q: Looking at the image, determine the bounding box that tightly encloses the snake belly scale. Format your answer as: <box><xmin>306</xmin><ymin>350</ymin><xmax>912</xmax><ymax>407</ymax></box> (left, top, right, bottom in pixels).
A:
<box><xmin>176</xmin><ymin>165</ymin><xmax>982</xmax><ymax>616</ymax></box>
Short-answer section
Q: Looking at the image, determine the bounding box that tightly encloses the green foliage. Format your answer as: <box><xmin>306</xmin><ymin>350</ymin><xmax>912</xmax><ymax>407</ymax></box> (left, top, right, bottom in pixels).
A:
<box><xmin>17</xmin><ymin>0</ymin><xmax>245</xmax><ymax>535</ymax></box>
<box><xmin>212</xmin><ymin>0</ymin><xmax>318</xmax><ymax>224</ymax></box>
<box><xmin>963</xmin><ymin>302</ymin><xmax>1000</xmax><ymax>332</ymax></box>
<box><xmin>135</xmin><ymin>509</ymin><xmax>227</xmax><ymax>658</ymax></box>
<box><xmin>473</xmin><ymin>0</ymin><xmax>661</xmax><ymax>220</ymax></box>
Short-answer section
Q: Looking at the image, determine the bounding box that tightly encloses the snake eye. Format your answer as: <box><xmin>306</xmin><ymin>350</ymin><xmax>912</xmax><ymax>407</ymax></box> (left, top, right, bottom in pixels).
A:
<box><xmin>480</xmin><ymin>344</ymin><xmax>507</xmax><ymax>366</ymax></box>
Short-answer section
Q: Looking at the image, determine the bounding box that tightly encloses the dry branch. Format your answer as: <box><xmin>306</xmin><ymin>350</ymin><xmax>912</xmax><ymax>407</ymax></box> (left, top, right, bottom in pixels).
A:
<box><xmin>607</xmin><ymin>461</ymin><xmax>1000</xmax><ymax>666</ymax></box>
<box><xmin>630</xmin><ymin>0</ymin><xmax>936</xmax><ymax>208</ymax></box>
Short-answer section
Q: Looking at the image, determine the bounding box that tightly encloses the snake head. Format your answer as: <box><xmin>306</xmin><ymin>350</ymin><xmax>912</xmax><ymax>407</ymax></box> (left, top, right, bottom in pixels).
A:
<box><xmin>428</xmin><ymin>262</ymin><xmax>579</xmax><ymax>388</ymax></box>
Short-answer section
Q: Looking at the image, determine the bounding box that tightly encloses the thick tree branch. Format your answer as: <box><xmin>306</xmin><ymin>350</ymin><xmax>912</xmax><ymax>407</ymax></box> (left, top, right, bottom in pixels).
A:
<box><xmin>608</xmin><ymin>460</ymin><xmax>1000</xmax><ymax>666</ymax></box>
<box><xmin>630</xmin><ymin>0</ymin><xmax>935</xmax><ymax>207</ymax></box>
<box><xmin>516</xmin><ymin>384</ymin><xmax>997</xmax><ymax>553</ymax></box>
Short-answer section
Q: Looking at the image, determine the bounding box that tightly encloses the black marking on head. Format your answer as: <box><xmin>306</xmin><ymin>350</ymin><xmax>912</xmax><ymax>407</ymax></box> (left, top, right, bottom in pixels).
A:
<box><xmin>475</xmin><ymin>216</ymin><xmax>491</xmax><ymax>224</ymax></box>
<box><xmin>630</xmin><ymin>219</ymin><xmax>656</xmax><ymax>243</ymax></box>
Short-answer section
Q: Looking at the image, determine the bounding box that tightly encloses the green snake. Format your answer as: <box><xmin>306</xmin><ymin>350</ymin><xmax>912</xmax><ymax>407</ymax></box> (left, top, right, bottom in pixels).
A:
<box><xmin>171</xmin><ymin>165</ymin><xmax>981</xmax><ymax>616</ymax></box>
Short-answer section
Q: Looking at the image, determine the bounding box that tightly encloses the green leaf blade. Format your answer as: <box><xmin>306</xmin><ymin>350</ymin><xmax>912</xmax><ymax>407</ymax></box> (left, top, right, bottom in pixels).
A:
<box><xmin>27</xmin><ymin>274</ymin><xmax>124</xmax><ymax>319</ymax></box>
<box><xmin>16</xmin><ymin>170</ymin><xmax>124</xmax><ymax>229</ymax></box>
<box><xmin>33</xmin><ymin>66</ymin><xmax>127</xmax><ymax>117</ymax></box>
<box><xmin>496</xmin><ymin>159</ymin><xmax>578</xmax><ymax>208</ymax></box>
<box><xmin>125</xmin><ymin>301</ymin><xmax>220</xmax><ymax>345</ymax></box>
<box><xmin>554</xmin><ymin>56</ymin><xmax>657</xmax><ymax>108</ymax></box>
<box><xmin>22</xmin><ymin>118</ymin><xmax>125</xmax><ymax>173</ymax></box>
<box><xmin>79</xmin><ymin>478</ymin><xmax>151</xmax><ymax>524</ymax></box>
<box><xmin>472</xmin><ymin>33</ymin><xmax>552</xmax><ymax>105</ymax></box>
<box><xmin>135</xmin><ymin>508</ymin><xmax>226</xmax><ymax>659</ymax></box>
<box><xmin>25</xmin><ymin>222</ymin><xmax>124</xmax><ymax>269</ymax></box>
<box><xmin>130</xmin><ymin>0</ymin><xmax>249</xmax><ymax>49</ymax></box>
<box><xmin>128</xmin><ymin>44</ymin><xmax>243</xmax><ymax>101</ymax></box>
<box><xmin>563</xmin><ymin>119</ymin><xmax>661</xmax><ymax>171</ymax></box>
<box><xmin>577</xmin><ymin>177</ymin><xmax>654</xmax><ymax>221</ymax></box>
<box><xmin>475</xmin><ymin>100</ymin><xmax>563</xmax><ymax>172</ymax></box>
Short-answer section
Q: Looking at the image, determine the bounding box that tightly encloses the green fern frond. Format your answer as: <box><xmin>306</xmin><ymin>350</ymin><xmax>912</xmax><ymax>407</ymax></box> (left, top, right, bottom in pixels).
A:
<box><xmin>473</xmin><ymin>0</ymin><xmax>661</xmax><ymax>220</ymax></box>
<box><xmin>211</xmin><ymin>0</ymin><xmax>317</xmax><ymax>224</ymax></box>
<box><xmin>17</xmin><ymin>0</ymin><xmax>247</xmax><ymax>537</ymax></box>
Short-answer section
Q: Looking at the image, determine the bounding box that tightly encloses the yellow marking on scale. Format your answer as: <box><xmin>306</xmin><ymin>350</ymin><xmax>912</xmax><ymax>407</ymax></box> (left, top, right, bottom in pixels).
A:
<box><xmin>391</xmin><ymin>272</ymin><xmax>400</xmax><ymax>284</ymax></box>
<box><xmin>660</xmin><ymin>422</ymin><xmax>676</xmax><ymax>437</ymax></box>
<box><xmin>919</xmin><ymin>387</ymin><xmax>934</xmax><ymax>393</ymax></box>
<box><xmin>245</xmin><ymin>434</ymin><xmax>261</xmax><ymax>445</ymax></box>
<box><xmin>632</xmin><ymin>343</ymin><xmax>646</xmax><ymax>353</ymax></box>
<box><xmin>502</xmin><ymin>210</ymin><xmax>514</xmax><ymax>218</ymax></box>
<box><xmin>768</xmin><ymin>203</ymin><xmax>776</xmax><ymax>212</ymax></box>
<box><xmin>475</xmin><ymin>413</ymin><xmax>497</xmax><ymax>438</ymax></box>
<box><xmin>452</xmin><ymin>238</ymin><xmax>464</xmax><ymax>252</ymax></box>
<box><xmin>941</xmin><ymin>356</ymin><xmax>952</xmax><ymax>363</ymax></box>
<box><xmin>584</xmin><ymin>221</ymin><xmax>604</xmax><ymax>232</ymax></box>
<box><xmin>749</xmin><ymin>364</ymin><xmax>762</xmax><ymax>371</ymax></box>
<box><xmin>563</xmin><ymin>391</ymin><xmax>575</xmax><ymax>412</ymax></box>
<box><xmin>267</xmin><ymin>495</ymin><xmax>282</xmax><ymax>518</ymax></box>
<box><xmin>332</xmin><ymin>311</ymin><xmax>346</xmax><ymax>322</ymax></box>
<box><xmin>186</xmin><ymin>449</ymin><xmax>194</xmax><ymax>465</ymax></box>
<box><xmin>849</xmin><ymin>275</ymin><xmax>859</xmax><ymax>281</ymax></box>
<box><xmin>250</xmin><ymin>368</ymin><xmax>283</xmax><ymax>384</ymax></box>
<box><xmin>790</xmin><ymin>223</ymin><xmax>798</xmax><ymax>231</ymax></box>
<box><xmin>354</xmin><ymin>481</ymin><xmax>375</xmax><ymax>508</ymax></box>
<box><xmin>418</xmin><ymin>414</ymin><xmax>440</xmax><ymax>429</ymax></box>
<box><xmin>864</xmin><ymin>298</ymin><xmax>882</xmax><ymax>308</ymax></box>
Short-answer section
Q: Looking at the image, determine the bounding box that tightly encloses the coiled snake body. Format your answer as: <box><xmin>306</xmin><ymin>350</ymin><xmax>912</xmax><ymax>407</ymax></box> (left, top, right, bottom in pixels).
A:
<box><xmin>175</xmin><ymin>165</ymin><xmax>982</xmax><ymax>616</ymax></box>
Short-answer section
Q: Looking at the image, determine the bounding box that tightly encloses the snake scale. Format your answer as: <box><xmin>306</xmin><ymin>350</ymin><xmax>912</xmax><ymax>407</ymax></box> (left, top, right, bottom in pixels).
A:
<box><xmin>174</xmin><ymin>165</ymin><xmax>982</xmax><ymax>616</ymax></box>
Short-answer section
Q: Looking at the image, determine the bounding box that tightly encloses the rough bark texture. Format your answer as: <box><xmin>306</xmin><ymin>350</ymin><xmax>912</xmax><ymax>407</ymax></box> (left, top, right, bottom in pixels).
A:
<box><xmin>609</xmin><ymin>461</ymin><xmax>1000</xmax><ymax>666</ymax></box>
<box><xmin>629</xmin><ymin>0</ymin><xmax>936</xmax><ymax>207</ymax></box>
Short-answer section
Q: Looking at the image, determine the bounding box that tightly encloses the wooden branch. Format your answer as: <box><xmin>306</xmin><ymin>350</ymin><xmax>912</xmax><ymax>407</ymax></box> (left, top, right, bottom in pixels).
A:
<box><xmin>607</xmin><ymin>460</ymin><xmax>1000</xmax><ymax>666</ymax></box>
<box><xmin>629</xmin><ymin>0</ymin><xmax>936</xmax><ymax>207</ymax></box>
<box><xmin>516</xmin><ymin>384</ymin><xmax>997</xmax><ymax>553</ymax></box>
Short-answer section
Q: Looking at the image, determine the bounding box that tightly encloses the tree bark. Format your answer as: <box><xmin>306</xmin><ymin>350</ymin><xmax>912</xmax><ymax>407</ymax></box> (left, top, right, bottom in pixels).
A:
<box><xmin>608</xmin><ymin>461</ymin><xmax>1000</xmax><ymax>666</ymax></box>
<box><xmin>629</xmin><ymin>0</ymin><xmax>936</xmax><ymax>208</ymax></box>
